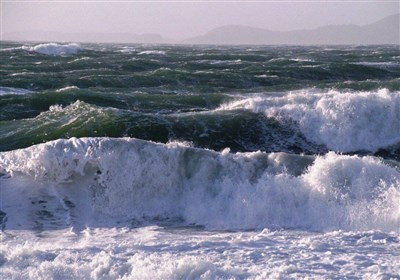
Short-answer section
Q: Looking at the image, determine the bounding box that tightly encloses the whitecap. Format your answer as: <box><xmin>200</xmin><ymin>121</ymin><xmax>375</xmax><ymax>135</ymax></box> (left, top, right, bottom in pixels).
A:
<box><xmin>138</xmin><ymin>50</ymin><xmax>166</xmax><ymax>55</ymax></box>
<box><xmin>0</xmin><ymin>47</ymin><xmax>23</xmax><ymax>52</ymax></box>
<box><xmin>290</xmin><ymin>58</ymin><xmax>315</xmax><ymax>62</ymax></box>
<box><xmin>56</xmin><ymin>86</ymin><xmax>79</xmax><ymax>92</ymax></box>
<box><xmin>24</xmin><ymin>43</ymin><xmax>81</xmax><ymax>56</ymax></box>
<box><xmin>353</xmin><ymin>61</ymin><xmax>400</xmax><ymax>69</ymax></box>
<box><xmin>0</xmin><ymin>87</ymin><xmax>33</xmax><ymax>96</ymax></box>
<box><xmin>67</xmin><ymin>57</ymin><xmax>90</xmax><ymax>63</ymax></box>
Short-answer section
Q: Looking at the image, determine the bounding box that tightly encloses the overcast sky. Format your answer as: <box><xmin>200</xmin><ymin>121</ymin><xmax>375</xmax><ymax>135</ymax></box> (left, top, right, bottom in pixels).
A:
<box><xmin>2</xmin><ymin>1</ymin><xmax>399</xmax><ymax>40</ymax></box>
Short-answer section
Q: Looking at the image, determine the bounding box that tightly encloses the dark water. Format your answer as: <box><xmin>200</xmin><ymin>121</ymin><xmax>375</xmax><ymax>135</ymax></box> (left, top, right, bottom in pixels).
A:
<box><xmin>1</xmin><ymin>42</ymin><xmax>399</xmax><ymax>158</ymax></box>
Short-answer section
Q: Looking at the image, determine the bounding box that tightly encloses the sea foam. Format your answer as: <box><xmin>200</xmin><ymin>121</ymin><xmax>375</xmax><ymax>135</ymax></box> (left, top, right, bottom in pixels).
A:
<box><xmin>219</xmin><ymin>89</ymin><xmax>400</xmax><ymax>153</ymax></box>
<box><xmin>1</xmin><ymin>137</ymin><xmax>399</xmax><ymax>232</ymax></box>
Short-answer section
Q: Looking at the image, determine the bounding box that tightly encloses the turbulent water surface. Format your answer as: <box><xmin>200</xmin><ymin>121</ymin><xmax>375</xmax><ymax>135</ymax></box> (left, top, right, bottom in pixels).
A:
<box><xmin>1</xmin><ymin>42</ymin><xmax>400</xmax><ymax>279</ymax></box>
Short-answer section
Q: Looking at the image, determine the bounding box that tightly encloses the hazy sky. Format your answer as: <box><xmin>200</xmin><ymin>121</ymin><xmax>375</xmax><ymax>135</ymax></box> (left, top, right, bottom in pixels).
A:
<box><xmin>2</xmin><ymin>1</ymin><xmax>399</xmax><ymax>40</ymax></box>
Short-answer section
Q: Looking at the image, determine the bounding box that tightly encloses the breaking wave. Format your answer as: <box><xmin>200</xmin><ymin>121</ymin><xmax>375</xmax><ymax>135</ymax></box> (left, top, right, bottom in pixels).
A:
<box><xmin>219</xmin><ymin>88</ymin><xmax>400</xmax><ymax>153</ymax></box>
<box><xmin>1</xmin><ymin>138</ymin><xmax>399</xmax><ymax>232</ymax></box>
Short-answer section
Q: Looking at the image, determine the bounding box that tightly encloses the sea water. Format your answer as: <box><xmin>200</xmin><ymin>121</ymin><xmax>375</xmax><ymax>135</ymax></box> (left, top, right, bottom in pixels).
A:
<box><xmin>0</xmin><ymin>42</ymin><xmax>399</xmax><ymax>279</ymax></box>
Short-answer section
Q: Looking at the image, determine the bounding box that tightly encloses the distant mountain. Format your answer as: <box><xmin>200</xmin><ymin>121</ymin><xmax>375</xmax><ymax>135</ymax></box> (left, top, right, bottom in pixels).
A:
<box><xmin>183</xmin><ymin>14</ymin><xmax>399</xmax><ymax>45</ymax></box>
<box><xmin>2</xmin><ymin>30</ymin><xmax>175</xmax><ymax>44</ymax></box>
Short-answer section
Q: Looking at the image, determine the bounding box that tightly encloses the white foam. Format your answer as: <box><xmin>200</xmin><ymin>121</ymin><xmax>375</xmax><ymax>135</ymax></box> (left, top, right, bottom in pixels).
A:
<box><xmin>0</xmin><ymin>46</ymin><xmax>23</xmax><ymax>52</ymax></box>
<box><xmin>49</xmin><ymin>104</ymin><xmax>63</xmax><ymax>112</ymax></box>
<box><xmin>0</xmin><ymin>87</ymin><xmax>33</xmax><ymax>96</ymax></box>
<box><xmin>138</xmin><ymin>50</ymin><xmax>166</xmax><ymax>55</ymax></box>
<box><xmin>117</xmin><ymin>46</ymin><xmax>136</xmax><ymax>53</ymax></box>
<box><xmin>290</xmin><ymin>58</ymin><xmax>315</xmax><ymax>62</ymax></box>
<box><xmin>0</xmin><ymin>220</ymin><xmax>399</xmax><ymax>279</ymax></box>
<box><xmin>67</xmin><ymin>57</ymin><xmax>90</xmax><ymax>63</ymax></box>
<box><xmin>219</xmin><ymin>89</ymin><xmax>400</xmax><ymax>152</ymax></box>
<box><xmin>56</xmin><ymin>86</ymin><xmax>79</xmax><ymax>92</ymax></box>
<box><xmin>0</xmin><ymin>138</ymin><xmax>399</xmax><ymax>232</ymax></box>
<box><xmin>24</xmin><ymin>43</ymin><xmax>81</xmax><ymax>56</ymax></box>
<box><xmin>10</xmin><ymin>72</ymin><xmax>34</xmax><ymax>77</ymax></box>
<box><xmin>354</xmin><ymin>61</ymin><xmax>400</xmax><ymax>69</ymax></box>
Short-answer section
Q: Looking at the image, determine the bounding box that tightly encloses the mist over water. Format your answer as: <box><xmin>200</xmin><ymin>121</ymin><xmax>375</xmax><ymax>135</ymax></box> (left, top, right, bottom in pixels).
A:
<box><xmin>1</xmin><ymin>42</ymin><xmax>400</xmax><ymax>279</ymax></box>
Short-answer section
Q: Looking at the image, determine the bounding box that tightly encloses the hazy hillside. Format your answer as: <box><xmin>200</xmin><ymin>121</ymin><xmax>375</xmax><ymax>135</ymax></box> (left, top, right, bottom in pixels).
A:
<box><xmin>183</xmin><ymin>14</ymin><xmax>399</xmax><ymax>45</ymax></box>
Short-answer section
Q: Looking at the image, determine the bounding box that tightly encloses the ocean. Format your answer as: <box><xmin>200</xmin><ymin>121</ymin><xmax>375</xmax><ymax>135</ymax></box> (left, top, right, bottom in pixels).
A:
<box><xmin>0</xmin><ymin>42</ymin><xmax>399</xmax><ymax>279</ymax></box>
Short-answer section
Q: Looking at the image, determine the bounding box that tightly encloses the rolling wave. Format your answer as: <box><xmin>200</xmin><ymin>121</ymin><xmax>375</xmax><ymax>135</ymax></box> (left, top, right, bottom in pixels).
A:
<box><xmin>0</xmin><ymin>99</ymin><xmax>323</xmax><ymax>154</ymax></box>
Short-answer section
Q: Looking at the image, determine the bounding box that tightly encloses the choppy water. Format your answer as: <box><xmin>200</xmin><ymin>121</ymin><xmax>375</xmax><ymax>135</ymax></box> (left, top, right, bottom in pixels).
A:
<box><xmin>0</xmin><ymin>42</ymin><xmax>399</xmax><ymax>279</ymax></box>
